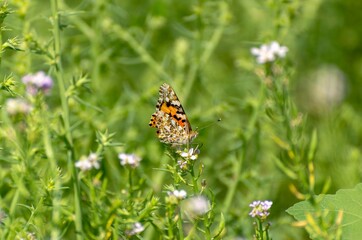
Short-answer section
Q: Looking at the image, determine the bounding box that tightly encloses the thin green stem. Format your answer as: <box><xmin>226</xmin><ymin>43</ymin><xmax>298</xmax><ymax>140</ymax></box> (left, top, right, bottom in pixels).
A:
<box><xmin>223</xmin><ymin>149</ymin><xmax>244</xmax><ymax>214</ymax></box>
<box><xmin>270</xmin><ymin>68</ymin><xmax>310</xmax><ymax>188</ymax></box>
<box><xmin>41</xmin><ymin>103</ymin><xmax>61</xmax><ymax>240</ymax></box>
<box><xmin>167</xmin><ymin>206</ymin><xmax>175</xmax><ymax>239</ymax></box>
<box><xmin>9</xmin><ymin>188</ymin><xmax>20</xmax><ymax>217</ymax></box>
<box><xmin>50</xmin><ymin>0</ymin><xmax>83</xmax><ymax>239</ymax></box>
<box><xmin>0</xmin><ymin>2</ymin><xmax>9</xmax><ymax>66</ymax></box>
<box><xmin>258</xmin><ymin>219</ymin><xmax>264</xmax><ymax>240</ymax></box>
<box><xmin>128</xmin><ymin>168</ymin><xmax>134</xmax><ymax>197</ymax></box>
<box><xmin>90</xmin><ymin>1</ymin><xmax>104</xmax><ymax>91</ymax></box>
<box><xmin>190</xmin><ymin>166</ymin><xmax>199</xmax><ymax>194</ymax></box>
<box><xmin>204</xmin><ymin>218</ymin><xmax>211</xmax><ymax>239</ymax></box>
<box><xmin>24</xmin><ymin>197</ymin><xmax>44</xmax><ymax>231</ymax></box>
<box><xmin>88</xmin><ymin>176</ymin><xmax>102</xmax><ymax>235</ymax></box>
<box><xmin>183</xmin><ymin>2</ymin><xmax>228</xmax><ymax>102</ymax></box>
<box><xmin>265</xmin><ymin>225</ymin><xmax>270</xmax><ymax>240</ymax></box>
<box><xmin>177</xmin><ymin>209</ymin><xmax>184</xmax><ymax>240</ymax></box>
<box><xmin>0</xmin><ymin>22</ymin><xmax>2</xmax><ymax>66</ymax></box>
<box><xmin>184</xmin><ymin>224</ymin><xmax>197</xmax><ymax>240</ymax></box>
<box><xmin>112</xmin><ymin>24</ymin><xmax>171</xmax><ymax>82</ymax></box>
<box><xmin>223</xmin><ymin>81</ymin><xmax>266</xmax><ymax>212</ymax></box>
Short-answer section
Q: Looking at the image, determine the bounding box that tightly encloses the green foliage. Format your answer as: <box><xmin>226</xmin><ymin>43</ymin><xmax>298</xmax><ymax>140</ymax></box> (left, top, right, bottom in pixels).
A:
<box><xmin>287</xmin><ymin>184</ymin><xmax>362</xmax><ymax>239</ymax></box>
<box><xmin>0</xmin><ymin>0</ymin><xmax>361</xmax><ymax>239</ymax></box>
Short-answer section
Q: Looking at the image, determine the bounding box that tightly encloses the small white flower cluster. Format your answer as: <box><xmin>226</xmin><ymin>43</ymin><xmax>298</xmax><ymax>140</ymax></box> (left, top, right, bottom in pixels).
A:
<box><xmin>166</xmin><ymin>189</ymin><xmax>187</xmax><ymax>205</ymax></box>
<box><xmin>177</xmin><ymin>148</ymin><xmax>200</xmax><ymax>170</ymax></box>
<box><xmin>169</xmin><ymin>189</ymin><xmax>187</xmax><ymax>199</ymax></box>
<box><xmin>125</xmin><ymin>222</ymin><xmax>145</xmax><ymax>236</ymax></box>
<box><xmin>75</xmin><ymin>153</ymin><xmax>100</xmax><ymax>171</ymax></box>
<box><xmin>251</xmin><ymin>41</ymin><xmax>288</xmax><ymax>64</ymax></box>
<box><xmin>6</xmin><ymin>98</ymin><xmax>33</xmax><ymax>116</ymax></box>
<box><xmin>119</xmin><ymin>153</ymin><xmax>142</xmax><ymax>168</ymax></box>
<box><xmin>249</xmin><ymin>200</ymin><xmax>273</xmax><ymax>220</ymax></box>
<box><xmin>22</xmin><ymin>71</ymin><xmax>53</xmax><ymax>95</ymax></box>
<box><xmin>168</xmin><ymin>189</ymin><xmax>187</xmax><ymax>200</ymax></box>
<box><xmin>177</xmin><ymin>147</ymin><xmax>200</xmax><ymax>160</ymax></box>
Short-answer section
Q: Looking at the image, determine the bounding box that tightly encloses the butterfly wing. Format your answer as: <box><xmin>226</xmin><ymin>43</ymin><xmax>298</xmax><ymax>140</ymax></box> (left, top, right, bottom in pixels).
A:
<box><xmin>149</xmin><ymin>83</ymin><xmax>197</xmax><ymax>144</ymax></box>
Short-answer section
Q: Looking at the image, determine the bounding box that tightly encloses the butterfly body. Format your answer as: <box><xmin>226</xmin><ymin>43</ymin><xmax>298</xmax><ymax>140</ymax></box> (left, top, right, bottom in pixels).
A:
<box><xmin>149</xmin><ymin>83</ymin><xmax>197</xmax><ymax>145</ymax></box>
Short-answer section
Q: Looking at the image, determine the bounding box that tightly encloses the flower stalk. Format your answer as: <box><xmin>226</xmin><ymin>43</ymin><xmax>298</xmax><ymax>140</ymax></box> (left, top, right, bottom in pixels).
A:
<box><xmin>50</xmin><ymin>0</ymin><xmax>83</xmax><ymax>239</ymax></box>
<box><xmin>249</xmin><ymin>200</ymin><xmax>273</xmax><ymax>240</ymax></box>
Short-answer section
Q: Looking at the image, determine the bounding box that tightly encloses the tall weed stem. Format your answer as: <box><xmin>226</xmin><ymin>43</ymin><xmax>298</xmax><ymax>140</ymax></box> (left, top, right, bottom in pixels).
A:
<box><xmin>50</xmin><ymin>0</ymin><xmax>83</xmax><ymax>238</ymax></box>
<box><xmin>223</xmin><ymin>82</ymin><xmax>266</xmax><ymax>212</ymax></box>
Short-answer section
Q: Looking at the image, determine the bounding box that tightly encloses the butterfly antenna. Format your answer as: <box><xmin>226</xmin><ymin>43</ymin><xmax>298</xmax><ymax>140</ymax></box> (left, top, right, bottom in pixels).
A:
<box><xmin>196</xmin><ymin>118</ymin><xmax>221</xmax><ymax>132</ymax></box>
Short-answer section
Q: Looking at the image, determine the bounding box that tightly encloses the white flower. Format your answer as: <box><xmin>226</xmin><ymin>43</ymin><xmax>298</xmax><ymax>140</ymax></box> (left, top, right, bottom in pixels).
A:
<box><xmin>269</xmin><ymin>41</ymin><xmax>288</xmax><ymax>58</ymax></box>
<box><xmin>126</xmin><ymin>222</ymin><xmax>145</xmax><ymax>236</ymax></box>
<box><xmin>249</xmin><ymin>200</ymin><xmax>273</xmax><ymax>220</ymax></box>
<box><xmin>168</xmin><ymin>189</ymin><xmax>187</xmax><ymax>200</ymax></box>
<box><xmin>166</xmin><ymin>189</ymin><xmax>187</xmax><ymax>205</ymax></box>
<box><xmin>5</xmin><ymin>98</ymin><xmax>33</xmax><ymax>115</ymax></box>
<box><xmin>251</xmin><ymin>44</ymin><xmax>275</xmax><ymax>64</ymax></box>
<box><xmin>174</xmin><ymin>190</ymin><xmax>187</xmax><ymax>199</ymax></box>
<box><xmin>177</xmin><ymin>148</ymin><xmax>200</xmax><ymax>160</ymax></box>
<box><xmin>118</xmin><ymin>153</ymin><xmax>142</xmax><ymax>168</ymax></box>
<box><xmin>183</xmin><ymin>195</ymin><xmax>210</xmax><ymax>218</ymax></box>
<box><xmin>251</xmin><ymin>41</ymin><xmax>288</xmax><ymax>64</ymax></box>
<box><xmin>75</xmin><ymin>153</ymin><xmax>100</xmax><ymax>171</ymax></box>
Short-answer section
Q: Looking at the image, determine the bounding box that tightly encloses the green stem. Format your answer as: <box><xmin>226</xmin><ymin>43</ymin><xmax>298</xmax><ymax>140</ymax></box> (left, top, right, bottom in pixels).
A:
<box><xmin>271</xmin><ymin>68</ymin><xmax>308</xmax><ymax>187</ymax></box>
<box><xmin>223</xmin><ymin>81</ymin><xmax>266</xmax><ymax>212</ymax></box>
<box><xmin>112</xmin><ymin>24</ymin><xmax>170</xmax><ymax>82</ymax></box>
<box><xmin>265</xmin><ymin>224</ymin><xmax>270</xmax><ymax>240</ymax></box>
<box><xmin>9</xmin><ymin>188</ymin><xmax>20</xmax><ymax>217</ymax></box>
<box><xmin>177</xmin><ymin>208</ymin><xmax>184</xmax><ymax>240</ymax></box>
<box><xmin>0</xmin><ymin>18</ymin><xmax>2</xmax><ymax>66</ymax></box>
<box><xmin>41</xmin><ymin>103</ymin><xmax>61</xmax><ymax>240</ymax></box>
<box><xmin>204</xmin><ymin>218</ymin><xmax>211</xmax><ymax>239</ymax></box>
<box><xmin>190</xmin><ymin>166</ymin><xmax>199</xmax><ymax>194</ymax></box>
<box><xmin>184</xmin><ymin>224</ymin><xmax>197</xmax><ymax>240</ymax></box>
<box><xmin>24</xmin><ymin>197</ymin><xmax>44</xmax><ymax>231</ymax></box>
<box><xmin>128</xmin><ymin>168</ymin><xmax>134</xmax><ymax>197</ymax></box>
<box><xmin>144</xmin><ymin>155</ymin><xmax>169</xmax><ymax>239</ymax></box>
<box><xmin>50</xmin><ymin>0</ymin><xmax>83</xmax><ymax>239</ymax></box>
<box><xmin>258</xmin><ymin>219</ymin><xmax>264</xmax><ymax>240</ymax></box>
<box><xmin>167</xmin><ymin>206</ymin><xmax>175</xmax><ymax>239</ymax></box>
<box><xmin>0</xmin><ymin>1</ymin><xmax>8</xmax><ymax>66</ymax></box>
<box><xmin>90</xmin><ymin>1</ymin><xmax>103</xmax><ymax>92</ymax></box>
<box><xmin>183</xmin><ymin>2</ymin><xmax>228</xmax><ymax>102</ymax></box>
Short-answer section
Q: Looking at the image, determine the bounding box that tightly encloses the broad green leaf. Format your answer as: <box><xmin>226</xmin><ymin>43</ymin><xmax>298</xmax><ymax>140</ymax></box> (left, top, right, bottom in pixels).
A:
<box><xmin>286</xmin><ymin>183</ymin><xmax>362</xmax><ymax>239</ymax></box>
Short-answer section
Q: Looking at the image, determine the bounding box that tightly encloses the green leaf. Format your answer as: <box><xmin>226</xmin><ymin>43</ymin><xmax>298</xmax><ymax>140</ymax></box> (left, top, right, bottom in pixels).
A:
<box><xmin>287</xmin><ymin>183</ymin><xmax>362</xmax><ymax>239</ymax></box>
<box><xmin>212</xmin><ymin>213</ymin><xmax>225</xmax><ymax>239</ymax></box>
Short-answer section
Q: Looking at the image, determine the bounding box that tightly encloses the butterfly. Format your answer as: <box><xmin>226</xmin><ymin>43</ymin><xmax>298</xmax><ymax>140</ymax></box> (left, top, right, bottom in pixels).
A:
<box><xmin>149</xmin><ymin>83</ymin><xmax>198</xmax><ymax>145</ymax></box>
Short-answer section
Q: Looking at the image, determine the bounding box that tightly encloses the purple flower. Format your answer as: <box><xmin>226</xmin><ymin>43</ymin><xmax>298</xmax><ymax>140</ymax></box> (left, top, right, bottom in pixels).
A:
<box><xmin>22</xmin><ymin>71</ymin><xmax>53</xmax><ymax>95</ymax></box>
<box><xmin>249</xmin><ymin>200</ymin><xmax>273</xmax><ymax>220</ymax></box>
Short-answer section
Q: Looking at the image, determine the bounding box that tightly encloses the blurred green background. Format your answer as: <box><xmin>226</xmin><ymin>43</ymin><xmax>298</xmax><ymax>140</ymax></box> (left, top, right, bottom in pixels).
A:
<box><xmin>1</xmin><ymin>0</ymin><xmax>362</xmax><ymax>239</ymax></box>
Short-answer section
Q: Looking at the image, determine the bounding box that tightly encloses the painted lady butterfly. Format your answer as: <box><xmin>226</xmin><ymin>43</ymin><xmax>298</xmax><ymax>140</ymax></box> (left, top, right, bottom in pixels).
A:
<box><xmin>149</xmin><ymin>83</ymin><xmax>198</xmax><ymax>145</ymax></box>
